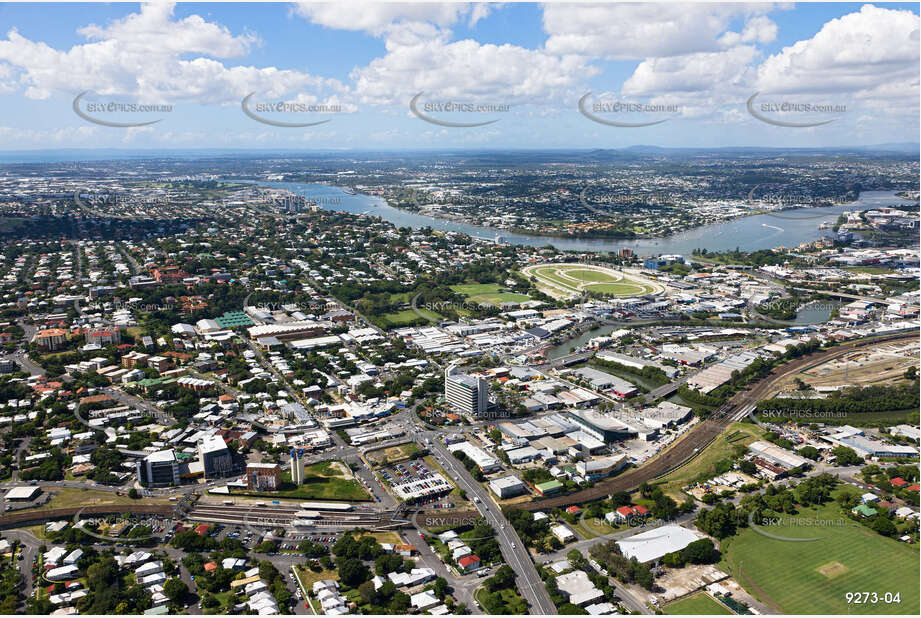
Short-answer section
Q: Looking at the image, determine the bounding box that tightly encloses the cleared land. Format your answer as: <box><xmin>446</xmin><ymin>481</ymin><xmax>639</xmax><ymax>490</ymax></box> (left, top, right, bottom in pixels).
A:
<box><xmin>777</xmin><ymin>340</ymin><xmax>919</xmax><ymax>390</ymax></box>
<box><xmin>664</xmin><ymin>592</ymin><xmax>732</xmax><ymax>615</ymax></box>
<box><xmin>720</xmin><ymin>497</ymin><xmax>920</xmax><ymax>615</ymax></box>
<box><xmin>365</xmin><ymin>442</ymin><xmax>420</xmax><ymax>467</ymax></box>
<box><xmin>522</xmin><ymin>263</ymin><xmax>663</xmax><ymax>299</ymax></box>
<box><xmin>38</xmin><ymin>487</ymin><xmax>169</xmax><ymax>510</ymax></box>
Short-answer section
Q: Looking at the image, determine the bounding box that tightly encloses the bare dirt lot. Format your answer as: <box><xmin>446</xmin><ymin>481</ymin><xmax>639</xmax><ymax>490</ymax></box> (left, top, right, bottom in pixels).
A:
<box><xmin>776</xmin><ymin>340</ymin><xmax>919</xmax><ymax>390</ymax></box>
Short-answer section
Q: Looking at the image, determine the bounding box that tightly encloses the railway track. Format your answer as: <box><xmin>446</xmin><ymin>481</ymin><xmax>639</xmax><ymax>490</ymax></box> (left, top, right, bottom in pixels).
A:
<box><xmin>521</xmin><ymin>332</ymin><xmax>916</xmax><ymax>511</ymax></box>
<box><xmin>186</xmin><ymin>504</ymin><xmax>407</xmax><ymax>529</ymax></box>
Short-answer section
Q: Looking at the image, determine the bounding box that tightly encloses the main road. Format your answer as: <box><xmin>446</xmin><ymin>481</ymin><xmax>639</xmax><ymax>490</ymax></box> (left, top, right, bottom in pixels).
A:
<box><xmin>424</xmin><ymin>432</ymin><xmax>557</xmax><ymax>615</ymax></box>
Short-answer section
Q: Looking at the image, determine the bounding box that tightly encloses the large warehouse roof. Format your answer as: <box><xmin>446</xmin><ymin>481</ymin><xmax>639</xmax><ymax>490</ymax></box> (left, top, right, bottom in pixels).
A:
<box><xmin>617</xmin><ymin>525</ymin><xmax>704</xmax><ymax>563</ymax></box>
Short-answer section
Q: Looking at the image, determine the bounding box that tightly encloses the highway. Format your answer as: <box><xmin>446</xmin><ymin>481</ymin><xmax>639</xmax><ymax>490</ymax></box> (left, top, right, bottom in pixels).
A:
<box><xmin>424</xmin><ymin>433</ymin><xmax>557</xmax><ymax>615</ymax></box>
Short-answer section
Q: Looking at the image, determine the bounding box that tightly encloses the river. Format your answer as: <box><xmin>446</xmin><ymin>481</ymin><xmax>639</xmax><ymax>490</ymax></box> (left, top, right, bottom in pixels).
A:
<box><xmin>256</xmin><ymin>182</ymin><xmax>911</xmax><ymax>255</ymax></box>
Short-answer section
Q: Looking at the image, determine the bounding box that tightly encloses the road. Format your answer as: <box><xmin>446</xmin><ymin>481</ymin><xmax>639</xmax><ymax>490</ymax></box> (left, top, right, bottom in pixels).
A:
<box><xmin>101</xmin><ymin>386</ymin><xmax>175</xmax><ymax>425</ymax></box>
<box><xmin>425</xmin><ymin>435</ymin><xmax>557</xmax><ymax>614</ymax></box>
<box><xmin>642</xmin><ymin>374</ymin><xmax>689</xmax><ymax>403</ymax></box>
<box><xmin>402</xmin><ymin>527</ymin><xmax>483</xmax><ymax>613</ymax></box>
<box><xmin>2</xmin><ymin>528</ymin><xmax>39</xmax><ymax>601</ymax></box>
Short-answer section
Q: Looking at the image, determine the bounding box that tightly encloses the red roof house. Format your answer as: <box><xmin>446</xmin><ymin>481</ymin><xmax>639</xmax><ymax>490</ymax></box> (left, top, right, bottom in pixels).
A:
<box><xmin>458</xmin><ymin>555</ymin><xmax>481</xmax><ymax>572</ymax></box>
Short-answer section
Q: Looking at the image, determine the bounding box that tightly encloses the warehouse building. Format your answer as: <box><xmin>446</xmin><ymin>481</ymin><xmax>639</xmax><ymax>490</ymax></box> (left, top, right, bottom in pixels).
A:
<box><xmin>747</xmin><ymin>440</ymin><xmax>810</xmax><ymax>470</ymax></box>
<box><xmin>488</xmin><ymin>476</ymin><xmax>527</xmax><ymax>499</ymax></box>
<box><xmin>617</xmin><ymin>525</ymin><xmax>705</xmax><ymax>564</ymax></box>
<box><xmin>447</xmin><ymin>441</ymin><xmax>501</xmax><ymax>473</ymax></box>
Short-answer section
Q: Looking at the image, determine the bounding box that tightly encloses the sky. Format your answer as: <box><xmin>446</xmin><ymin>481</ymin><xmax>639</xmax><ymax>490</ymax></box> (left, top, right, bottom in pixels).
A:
<box><xmin>0</xmin><ymin>1</ymin><xmax>918</xmax><ymax>150</ymax></box>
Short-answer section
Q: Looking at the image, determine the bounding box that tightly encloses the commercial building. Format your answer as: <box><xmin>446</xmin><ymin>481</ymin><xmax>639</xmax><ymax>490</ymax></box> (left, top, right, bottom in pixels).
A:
<box><xmin>576</xmin><ymin>454</ymin><xmax>628</xmax><ymax>481</ymax></box>
<box><xmin>747</xmin><ymin>440</ymin><xmax>810</xmax><ymax>470</ymax></box>
<box><xmin>488</xmin><ymin>476</ymin><xmax>527</xmax><ymax>499</ymax></box>
<box><xmin>639</xmin><ymin>401</ymin><xmax>693</xmax><ymax>429</ymax></box>
<box><xmin>568</xmin><ymin>409</ymin><xmax>640</xmax><ymax>442</ymax></box>
<box><xmin>198</xmin><ymin>435</ymin><xmax>233</xmax><ymax>479</ymax></box>
<box><xmin>572</xmin><ymin>367</ymin><xmax>638</xmax><ymax>397</ymax></box>
<box><xmin>447</xmin><ymin>441</ymin><xmax>501</xmax><ymax>473</ymax></box>
<box><xmin>136</xmin><ymin>450</ymin><xmax>180</xmax><ymax>488</ymax></box>
<box><xmin>534</xmin><ymin>480</ymin><xmax>563</xmax><ymax>496</ymax></box>
<box><xmin>445</xmin><ymin>366</ymin><xmax>489</xmax><ymax>417</ymax></box>
<box><xmin>3</xmin><ymin>486</ymin><xmax>41</xmax><ymax>501</ymax></box>
<box><xmin>617</xmin><ymin>525</ymin><xmax>705</xmax><ymax>564</ymax></box>
<box><xmin>596</xmin><ymin>352</ymin><xmax>679</xmax><ymax>379</ymax></box>
<box><xmin>246</xmin><ymin>463</ymin><xmax>281</xmax><ymax>491</ymax></box>
<box><xmin>555</xmin><ymin>570</ymin><xmax>605</xmax><ymax>607</ymax></box>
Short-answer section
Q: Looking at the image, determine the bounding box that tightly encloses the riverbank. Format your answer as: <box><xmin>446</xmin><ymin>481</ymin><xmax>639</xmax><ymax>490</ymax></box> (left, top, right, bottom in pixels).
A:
<box><xmin>252</xmin><ymin>182</ymin><xmax>913</xmax><ymax>255</ymax></box>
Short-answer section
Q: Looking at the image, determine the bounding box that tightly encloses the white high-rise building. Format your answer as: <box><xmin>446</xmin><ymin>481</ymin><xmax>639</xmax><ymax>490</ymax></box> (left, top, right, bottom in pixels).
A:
<box><xmin>445</xmin><ymin>365</ymin><xmax>489</xmax><ymax>417</ymax></box>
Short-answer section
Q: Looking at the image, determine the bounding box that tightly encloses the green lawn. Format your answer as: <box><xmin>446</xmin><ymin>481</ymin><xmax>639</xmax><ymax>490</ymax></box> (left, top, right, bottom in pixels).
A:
<box><xmin>563</xmin><ymin>268</ymin><xmax>619</xmax><ymax>283</ymax></box>
<box><xmin>591</xmin><ymin>281</ymin><xmax>655</xmax><ymax>295</ymax></box>
<box><xmin>380</xmin><ymin>308</ymin><xmax>442</xmax><ymax>326</ymax></box>
<box><xmin>664</xmin><ymin>592</ymin><xmax>731</xmax><ymax>615</ymax></box>
<box><xmin>475</xmin><ymin>586</ymin><xmax>528</xmax><ymax>614</ymax></box>
<box><xmin>529</xmin><ymin>264</ymin><xmax>657</xmax><ymax>298</ymax></box>
<box><xmin>295</xmin><ymin>565</ymin><xmax>339</xmax><ymax>589</ymax></box>
<box><xmin>450</xmin><ymin>283</ymin><xmax>530</xmax><ymax>306</ymax></box>
<box><xmin>230</xmin><ymin>461</ymin><xmax>370</xmax><ymax>501</ymax></box>
<box><xmin>720</xmin><ymin>497</ymin><xmax>920</xmax><ymax>614</ymax></box>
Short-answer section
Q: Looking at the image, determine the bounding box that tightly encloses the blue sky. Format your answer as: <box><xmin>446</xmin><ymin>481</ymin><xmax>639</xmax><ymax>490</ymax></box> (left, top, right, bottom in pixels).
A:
<box><xmin>0</xmin><ymin>1</ymin><xmax>917</xmax><ymax>150</ymax></box>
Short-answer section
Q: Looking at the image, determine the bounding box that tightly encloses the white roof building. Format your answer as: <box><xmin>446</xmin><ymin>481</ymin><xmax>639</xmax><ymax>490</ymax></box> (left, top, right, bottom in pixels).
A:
<box><xmin>617</xmin><ymin>525</ymin><xmax>705</xmax><ymax>564</ymax></box>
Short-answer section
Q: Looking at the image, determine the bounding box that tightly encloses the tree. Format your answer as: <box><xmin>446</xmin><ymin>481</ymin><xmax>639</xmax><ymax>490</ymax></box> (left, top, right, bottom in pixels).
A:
<box><xmin>798</xmin><ymin>446</ymin><xmax>820</xmax><ymax>461</ymax></box>
<box><xmin>390</xmin><ymin>591</ymin><xmax>410</xmax><ymax>613</ymax></box>
<box><xmin>870</xmin><ymin>516</ymin><xmax>897</xmax><ymax>537</ymax></box>
<box><xmin>484</xmin><ymin>565</ymin><xmax>516</xmax><ymax>593</ymax></box>
<box><xmin>739</xmin><ymin>460</ymin><xmax>757</xmax><ymax>475</ymax></box>
<box><xmin>163</xmin><ymin>578</ymin><xmax>187</xmax><ymax>603</ymax></box>
<box><xmin>128</xmin><ymin>488</ymin><xmax>139</xmax><ymax>499</ymax></box>
<box><xmin>357</xmin><ymin>581</ymin><xmax>378</xmax><ymax>605</ymax></box>
<box><xmin>200</xmin><ymin>593</ymin><xmax>219</xmax><ymax>609</ymax></box>
<box><xmin>374</xmin><ymin>553</ymin><xmax>403</xmax><ymax>576</ymax></box>
<box><xmin>432</xmin><ymin>577</ymin><xmax>449</xmax><ymax>600</ymax></box>
<box><xmin>337</xmin><ymin>558</ymin><xmax>370</xmax><ymax>587</ymax></box>
<box><xmin>86</xmin><ymin>556</ymin><xmax>118</xmax><ymax>590</ymax></box>
<box><xmin>680</xmin><ymin>538</ymin><xmax>718</xmax><ymax>564</ymax></box>
<box><xmin>831</xmin><ymin>446</ymin><xmax>863</xmax><ymax>466</ymax></box>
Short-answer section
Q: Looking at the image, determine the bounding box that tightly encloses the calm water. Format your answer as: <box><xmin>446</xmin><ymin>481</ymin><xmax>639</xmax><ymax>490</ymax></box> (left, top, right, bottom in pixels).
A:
<box><xmin>259</xmin><ymin>182</ymin><xmax>912</xmax><ymax>255</ymax></box>
<box><xmin>791</xmin><ymin>300</ymin><xmax>844</xmax><ymax>326</ymax></box>
<box><xmin>546</xmin><ymin>324</ymin><xmax>622</xmax><ymax>359</ymax></box>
